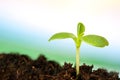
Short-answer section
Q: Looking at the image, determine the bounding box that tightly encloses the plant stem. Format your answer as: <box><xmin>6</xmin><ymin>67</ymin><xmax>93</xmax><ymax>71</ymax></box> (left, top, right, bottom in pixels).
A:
<box><xmin>76</xmin><ymin>47</ymin><xmax>80</xmax><ymax>75</ymax></box>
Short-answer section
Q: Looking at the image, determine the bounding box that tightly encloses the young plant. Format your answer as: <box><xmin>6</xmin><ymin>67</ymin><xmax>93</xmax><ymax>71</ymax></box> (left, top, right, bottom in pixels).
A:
<box><xmin>48</xmin><ymin>22</ymin><xmax>109</xmax><ymax>75</ymax></box>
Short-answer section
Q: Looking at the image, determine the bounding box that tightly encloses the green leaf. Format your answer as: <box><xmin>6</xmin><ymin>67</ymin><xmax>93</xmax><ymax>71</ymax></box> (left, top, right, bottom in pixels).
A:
<box><xmin>82</xmin><ymin>35</ymin><xmax>109</xmax><ymax>47</ymax></box>
<box><xmin>77</xmin><ymin>22</ymin><xmax>85</xmax><ymax>37</ymax></box>
<box><xmin>48</xmin><ymin>32</ymin><xmax>77</xmax><ymax>43</ymax></box>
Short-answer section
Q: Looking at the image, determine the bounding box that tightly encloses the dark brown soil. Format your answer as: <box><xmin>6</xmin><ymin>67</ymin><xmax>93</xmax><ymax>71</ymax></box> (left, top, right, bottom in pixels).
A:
<box><xmin>0</xmin><ymin>53</ymin><xmax>119</xmax><ymax>80</ymax></box>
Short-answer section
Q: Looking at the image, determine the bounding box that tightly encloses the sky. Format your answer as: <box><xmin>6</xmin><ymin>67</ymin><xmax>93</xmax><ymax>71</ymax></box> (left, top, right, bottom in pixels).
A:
<box><xmin>0</xmin><ymin>0</ymin><xmax>120</xmax><ymax>74</ymax></box>
<box><xmin>0</xmin><ymin>0</ymin><xmax>120</xmax><ymax>43</ymax></box>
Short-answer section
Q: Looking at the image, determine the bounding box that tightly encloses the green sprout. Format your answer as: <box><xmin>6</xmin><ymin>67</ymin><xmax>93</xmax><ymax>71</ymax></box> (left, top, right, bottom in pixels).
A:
<box><xmin>48</xmin><ymin>22</ymin><xmax>109</xmax><ymax>75</ymax></box>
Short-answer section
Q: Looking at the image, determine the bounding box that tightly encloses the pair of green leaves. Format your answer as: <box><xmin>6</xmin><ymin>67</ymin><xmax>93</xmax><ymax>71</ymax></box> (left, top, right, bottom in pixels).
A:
<box><xmin>49</xmin><ymin>22</ymin><xmax>109</xmax><ymax>48</ymax></box>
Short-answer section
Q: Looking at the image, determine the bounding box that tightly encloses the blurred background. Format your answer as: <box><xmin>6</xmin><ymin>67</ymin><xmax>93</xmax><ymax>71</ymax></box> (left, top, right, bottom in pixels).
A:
<box><xmin>0</xmin><ymin>0</ymin><xmax>120</xmax><ymax>75</ymax></box>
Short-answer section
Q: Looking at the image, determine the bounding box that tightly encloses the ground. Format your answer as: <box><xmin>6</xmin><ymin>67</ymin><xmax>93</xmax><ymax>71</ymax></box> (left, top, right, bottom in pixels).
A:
<box><xmin>0</xmin><ymin>53</ymin><xmax>119</xmax><ymax>80</ymax></box>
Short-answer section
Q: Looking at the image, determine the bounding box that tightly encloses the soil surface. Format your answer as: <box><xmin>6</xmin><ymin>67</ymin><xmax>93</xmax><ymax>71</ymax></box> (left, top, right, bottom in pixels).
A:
<box><xmin>0</xmin><ymin>53</ymin><xmax>119</xmax><ymax>80</ymax></box>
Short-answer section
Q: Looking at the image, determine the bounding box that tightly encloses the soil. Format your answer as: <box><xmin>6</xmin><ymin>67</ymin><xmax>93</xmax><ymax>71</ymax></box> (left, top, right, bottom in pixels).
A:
<box><xmin>0</xmin><ymin>53</ymin><xmax>119</xmax><ymax>80</ymax></box>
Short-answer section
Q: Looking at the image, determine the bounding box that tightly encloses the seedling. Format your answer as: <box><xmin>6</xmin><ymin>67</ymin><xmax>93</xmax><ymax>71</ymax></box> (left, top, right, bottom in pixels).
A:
<box><xmin>48</xmin><ymin>22</ymin><xmax>109</xmax><ymax>75</ymax></box>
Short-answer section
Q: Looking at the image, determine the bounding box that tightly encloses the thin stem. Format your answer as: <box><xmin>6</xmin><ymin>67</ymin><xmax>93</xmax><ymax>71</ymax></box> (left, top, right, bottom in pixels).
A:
<box><xmin>76</xmin><ymin>47</ymin><xmax>80</xmax><ymax>75</ymax></box>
